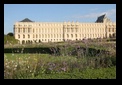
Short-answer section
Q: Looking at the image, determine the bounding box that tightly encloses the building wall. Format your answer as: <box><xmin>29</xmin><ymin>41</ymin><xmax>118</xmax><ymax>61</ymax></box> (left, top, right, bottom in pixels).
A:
<box><xmin>14</xmin><ymin>21</ymin><xmax>116</xmax><ymax>44</ymax></box>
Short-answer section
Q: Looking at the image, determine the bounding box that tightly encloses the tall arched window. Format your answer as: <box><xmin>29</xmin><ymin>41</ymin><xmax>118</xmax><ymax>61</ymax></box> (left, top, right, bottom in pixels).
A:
<box><xmin>23</xmin><ymin>34</ymin><xmax>25</xmax><ymax>38</ymax></box>
<box><xmin>18</xmin><ymin>34</ymin><xmax>20</xmax><ymax>38</ymax></box>
<box><xmin>28</xmin><ymin>28</ymin><xmax>30</xmax><ymax>33</ymax></box>
<box><xmin>67</xmin><ymin>34</ymin><xmax>69</xmax><ymax>38</ymax></box>
<box><xmin>109</xmin><ymin>28</ymin><xmax>111</xmax><ymax>32</ymax></box>
<box><xmin>18</xmin><ymin>28</ymin><xmax>20</xmax><ymax>33</ymax></box>
<box><xmin>71</xmin><ymin>28</ymin><xmax>73</xmax><ymax>32</ymax></box>
<box><xmin>71</xmin><ymin>34</ymin><xmax>73</xmax><ymax>38</ymax></box>
<box><xmin>109</xmin><ymin>34</ymin><xmax>111</xmax><ymax>38</ymax></box>
<box><xmin>112</xmin><ymin>28</ymin><xmax>114</xmax><ymax>32</ymax></box>
<box><xmin>28</xmin><ymin>34</ymin><xmax>30</xmax><ymax>38</ymax></box>
<box><xmin>23</xmin><ymin>28</ymin><xmax>25</xmax><ymax>33</ymax></box>
<box><xmin>67</xmin><ymin>28</ymin><xmax>70</xmax><ymax>32</ymax></box>
<box><xmin>75</xmin><ymin>34</ymin><xmax>77</xmax><ymax>38</ymax></box>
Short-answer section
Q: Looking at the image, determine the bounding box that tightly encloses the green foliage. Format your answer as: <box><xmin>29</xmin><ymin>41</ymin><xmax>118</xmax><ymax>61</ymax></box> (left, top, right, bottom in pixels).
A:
<box><xmin>7</xmin><ymin>32</ymin><xmax>14</xmax><ymax>36</ymax></box>
<box><xmin>4</xmin><ymin>38</ymin><xmax>116</xmax><ymax>79</ymax></box>
<box><xmin>4</xmin><ymin>35</ymin><xmax>19</xmax><ymax>44</ymax></box>
<box><xmin>4</xmin><ymin>53</ymin><xmax>116</xmax><ymax>79</ymax></box>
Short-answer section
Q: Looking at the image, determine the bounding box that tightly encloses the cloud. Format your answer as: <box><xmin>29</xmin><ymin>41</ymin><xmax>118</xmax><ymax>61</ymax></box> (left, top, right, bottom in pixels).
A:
<box><xmin>105</xmin><ymin>9</ymin><xmax>116</xmax><ymax>17</ymax></box>
<box><xmin>72</xmin><ymin>8</ymin><xmax>116</xmax><ymax>19</ymax></box>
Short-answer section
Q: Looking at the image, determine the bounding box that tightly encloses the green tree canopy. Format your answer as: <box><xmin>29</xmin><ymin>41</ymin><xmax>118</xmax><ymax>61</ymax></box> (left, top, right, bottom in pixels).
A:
<box><xmin>7</xmin><ymin>32</ymin><xmax>14</xmax><ymax>36</ymax></box>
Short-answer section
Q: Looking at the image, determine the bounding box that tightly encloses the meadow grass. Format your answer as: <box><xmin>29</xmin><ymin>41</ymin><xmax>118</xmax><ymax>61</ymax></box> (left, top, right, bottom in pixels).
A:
<box><xmin>4</xmin><ymin>38</ymin><xmax>116</xmax><ymax>79</ymax></box>
<box><xmin>4</xmin><ymin>53</ymin><xmax>116</xmax><ymax>79</ymax></box>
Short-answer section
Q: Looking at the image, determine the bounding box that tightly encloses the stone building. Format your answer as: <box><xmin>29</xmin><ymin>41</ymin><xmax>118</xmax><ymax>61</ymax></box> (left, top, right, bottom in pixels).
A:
<box><xmin>14</xmin><ymin>14</ymin><xmax>116</xmax><ymax>44</ymax></box>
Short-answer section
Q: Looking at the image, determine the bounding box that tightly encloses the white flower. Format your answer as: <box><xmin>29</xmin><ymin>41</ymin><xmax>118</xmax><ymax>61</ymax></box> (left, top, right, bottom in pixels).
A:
<box><xmin>27</xmin><ymin>66</ymin><xmax>29</xmax><ymax>68</ymax></box>
<box><xmin>30</xmin><ymin>70</ymin><xmax>32</xmax><ymax>72</ymax></box>
<box><xmin>15</xmin><ymin>65</ymin><xmax>17</xmax><ymax>68</ymax></box>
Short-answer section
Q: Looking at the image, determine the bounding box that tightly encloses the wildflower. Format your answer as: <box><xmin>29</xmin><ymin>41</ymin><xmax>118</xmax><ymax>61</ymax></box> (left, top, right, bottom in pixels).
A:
<box><xmin>12</xmin><ymin>54</ymin><xmax>14</xmax><ymax>56</ymax></box>
<box><xmin>61</xmin><ymin>67</ymin><xmax>66</xmax><ymax>72</ymax></box>
<box><xmin>27</xmin><ymin>66</ymin><xmax>30</xmax><ymax>68</ymax></box>
<box><xmin>30</xmin><ymin>70</ymin><xmax>32</xmax><ymax>72</ymax></box>
<box><xmin>15</xmin><ymin>65</ymin><xmax>17</xmax><ymax>68</ymax></box>
<box><xmin>14</xmin><ymin>67</ymin><xmax>16</xmax><ymax>70</ymax></box>
<box><xmin>6</xmin><ymin>65</ymin><xmax>9</xmax><ymax>68</ymax></box>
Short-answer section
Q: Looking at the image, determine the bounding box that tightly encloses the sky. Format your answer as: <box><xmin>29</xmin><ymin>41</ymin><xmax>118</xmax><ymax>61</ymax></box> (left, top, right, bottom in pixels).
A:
<box><xmin>4</xmin><ymin>4</ymin><xmax>116</xmax><ymax>34</ymax></box>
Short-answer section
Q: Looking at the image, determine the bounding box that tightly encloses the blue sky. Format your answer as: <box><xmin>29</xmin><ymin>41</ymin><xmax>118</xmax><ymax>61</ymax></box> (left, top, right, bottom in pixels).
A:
<box><xmin>4</xmin><ymin>4</ymin><xmax>116</xmax><ymax>34</ymax></box>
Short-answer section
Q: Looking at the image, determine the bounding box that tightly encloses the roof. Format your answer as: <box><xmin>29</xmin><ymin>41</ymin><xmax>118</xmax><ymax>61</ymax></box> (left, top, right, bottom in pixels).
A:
<box><xmin>20</xmin><ymin>18</ymin><xmax>33</xmax><ymax>22</ymax></box>
<box><xmin>95</xmin><ymin>14</ymin><xmax>106</xmax><ymax>23</ymax></box>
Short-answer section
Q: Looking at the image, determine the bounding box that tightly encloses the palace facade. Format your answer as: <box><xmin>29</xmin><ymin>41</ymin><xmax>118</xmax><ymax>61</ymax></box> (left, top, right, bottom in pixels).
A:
<box><xmin>14</xmin><ymin>14</ymin><xmax>116</xmax><ymax>44</ymax></box>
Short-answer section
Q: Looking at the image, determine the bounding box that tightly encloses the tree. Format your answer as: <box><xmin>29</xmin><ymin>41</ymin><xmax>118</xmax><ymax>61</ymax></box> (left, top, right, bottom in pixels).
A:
<box><xmin>7</xmin><ymin>32</ymin><xmax>14</xmax><ymax>36</ymax></box>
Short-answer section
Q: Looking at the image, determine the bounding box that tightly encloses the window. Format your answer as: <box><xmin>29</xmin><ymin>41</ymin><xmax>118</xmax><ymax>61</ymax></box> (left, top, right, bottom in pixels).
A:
<box><xmin>18</xmin><ymin>35</ymin><xmax>20</xmax><ymax>38</ymax></box>
<box><xmin>67</xmin><ymin>28</ymin><xmax>70</xmax><ymax>32</ymax></box>
<box><xmin>33</xmin><ymin>34</ymin><xmax>35</xmax><ymax>38</ymax></box>
<box><xmin>28</xmin><ymin>34</ymin><xmax>30</xmax><ymax>38</ymax></box>
<box><xmin>18</xmin><ymin>28</ymin><xmax>20</xmax><ymax>33</ymax></box>
<box><xmin>109</xmin><ymin>34</ymin><xmax>111</xmax><ymax>38</ymax></box>
<box><xmin>67</xmin><ymin>34</ymin><xmax>69</xmax><ymax>38</ymax></box>
<box><xmin>71</xmin><ymin>28</ymin><xmax>73</xmax><ymax>32</ymax></box>
<box><xmin>33</xmin><ymin>29</ymin><xmax>34</xmax><ymax>33</ymax></box>
<box><xmin>23</xmin><ymin>28</ymin><xmax>25</xmax><ymax>33</ymax></box>
<box><xmin>109</xmin><ymin>28</ymin><xmax>111</xmax><ymax>32</ymax></box>
<box><xmin>112</xmin><ymin>28</ymin><xmax>114</xmax><ymax>32</ymax></box>
<box><xmin>75</xmin><ymin>34</ymin><xmax>77</xmax><ymax>38</ymax></box>
<box><xmin>76</xmin><ymin>28</ymin><xmax>78</xmax><ymax>32</ymax></box>
<box><xmin>28</xmin><ymin>28</ymin><xmax>30</xmax><ymax>33</ymax></box>
<box><xmin>71</xmin><ymin>34</ymin><xmax>73</xmax><ymax>38</ymax></box>
<box><xmin>48</xmin><ymin>34</ymin><xmax>50</xmax><ymax>38</ymax></box>
<box><xmin>23</xmin><ymin>34</ymin><xmax>25</xmax><ymax>38</ymax></box>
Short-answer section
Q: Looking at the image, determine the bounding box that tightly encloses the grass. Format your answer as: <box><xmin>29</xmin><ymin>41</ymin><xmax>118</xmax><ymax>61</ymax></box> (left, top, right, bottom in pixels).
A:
<box><xmin>33</xmin><ymin>66</ymin><xmax>116</xmax><ymax>79</ymax></box>
<box><xmin>4</xmin><ymin>53</ymin><xmax>116</xmax><ymax>79</ymax></box>
<box><xmin>4</xmin><ymin>38</ymin><xmax>116</xmax><ymax>79</ymax></box>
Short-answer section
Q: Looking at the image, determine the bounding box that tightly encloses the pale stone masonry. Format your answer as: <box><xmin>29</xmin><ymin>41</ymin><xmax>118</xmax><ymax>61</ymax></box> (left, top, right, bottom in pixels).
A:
<box><xmin>14</xmin><ymin>14</ymin><xmax>116</xmax><ymax>44</ymax></box>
